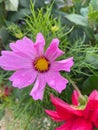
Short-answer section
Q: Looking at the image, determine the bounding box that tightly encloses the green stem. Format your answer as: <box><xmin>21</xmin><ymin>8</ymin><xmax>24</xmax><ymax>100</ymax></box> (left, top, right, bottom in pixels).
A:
<box><xmin>69</xmin><ymin>78</ymin><xmax>82</xmax><ymax>97</ymax></box>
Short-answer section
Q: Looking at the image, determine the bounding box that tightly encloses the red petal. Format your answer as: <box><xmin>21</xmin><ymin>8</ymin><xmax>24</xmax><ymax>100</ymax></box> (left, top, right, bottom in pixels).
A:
<box><xmin>55</xmin><ymin>118</ymin><xmax>75</xmax><ymax>130</ymax></box>
<box><xmin>72</xmin><ymin>90</ymin><xmax>79</xmax><ymax>106</ymax></box>
<box><xmin>45</xmin><ymin>110</ymin><xmax>63</xmax><ymax>122</ymax></box>
<box><xmin>84</xmin><ymin>100</ymin><xmax>98</xmax><ymax>128</ymax></box>
<box><xmin>89</xmin><ymin>90</ymin><xmax>98</xmax><ymax>101</ymax></box>
<box><xmin>50</xmin><ymin>94</ymin><xmax>82</xmax><ymax>120</ymax></box>
<box><xmin>72</xmin><ymin>117</ymin><xmax>93</xmax><ymax>130</ymax></box>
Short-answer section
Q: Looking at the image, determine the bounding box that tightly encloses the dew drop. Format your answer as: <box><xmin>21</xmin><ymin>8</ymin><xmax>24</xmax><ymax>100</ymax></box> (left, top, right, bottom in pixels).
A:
<box><xmin>50</xmin><ymin>80</ymin><xmax>55</xmax><ymax>86</ymax></box>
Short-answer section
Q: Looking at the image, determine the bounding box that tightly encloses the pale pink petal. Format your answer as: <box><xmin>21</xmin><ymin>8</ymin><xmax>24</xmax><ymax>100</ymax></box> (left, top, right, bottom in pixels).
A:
<box><xmin>72</xmin><ymin>117</ymin><xmax>93</xmax><ymax>130</ymax></box>
<box><xmin>46</xmin><ymin>71</ymin><xmax>68</xmax><ymax>93</ymax></box>
<box><xmin>51</xmin><ymin>57</ymin><xmax>74</xmax><ymax>72</ymax></box>
<box><xmin>45</xmin><ymin>39</ymin><xmax>64</xmax><ymax>61</ymax></box>
<box><xmin>30</xmin><ymin>74</ymin><xmax>46</xmax><ymax>100</ymax></box>
<box><xmin>0</xmin><ymin>51</ymin><xmax>32</xmax><ymax>70</ymax></box>
<box><xmin>45</xmin><ymin>110</ymin><xmax>63</xmax><ymax>122</ymax></box>
<box><xmin>50</xmin><ymin>94</ymin><xmax>82</xmax><ymax>120</ymax></box>
<box><xmin>9</xmin><ymin>68</ymin><xmax>37</xmax><ymax>88</ymax></box>
<box><xmin>10</xmin><ymin>36</ymin><xmax>37</xmax><ymax>59</ymax></box>
<box><xmin>72</xmin><ymin>90</ymin><xmax>79</xmax><ymax>106</ymax></box>
<box><xmin>34</xmin><ymin>33</ymin><xmax>45</xmax><ymax>56</ymax></box>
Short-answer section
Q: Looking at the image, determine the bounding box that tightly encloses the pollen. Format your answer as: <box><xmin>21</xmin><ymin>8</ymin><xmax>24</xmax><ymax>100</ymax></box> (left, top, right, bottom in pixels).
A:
<box><xmin>34</xmin><ymin>56</ymin><xmax>50</xmax><ymax>72</ymax></box>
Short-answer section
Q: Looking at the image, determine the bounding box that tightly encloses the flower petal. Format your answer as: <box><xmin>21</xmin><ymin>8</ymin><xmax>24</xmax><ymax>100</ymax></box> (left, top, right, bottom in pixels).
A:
<box><xmin>90</xmin><ymin>110</ymin><xmax>98</xmax><ymax>128</ymax></box>
<box><xmin>9</xmin><ymin>68</ymin><xmax>37</xmax><ymax>88</ymax></box>
<box><xmin>72</xmin><ymin>90</ymin><xmax>79</xmax><ymax>106</ymax></box>
<box><xmin>30</xmin><ymin>74</ymin><xmax>46</xmax><ymax>100</ymax></box>
<box><xmin>45</xmin><ymin>110</ymin><xmax>63</xmax><ymax>122</ymax></box>
<box><xmin>45</xmin><ymin>38</ymin><xmax>64</xmax><ymax>61</ymax></box>
<box><xmin>84</xmin><ymin>99</ymin><xmax>98</xmax><ymax>127</ymax></box>
<box><xmin>10</xmin><ymin>36</ymin><xmax>36</xmax><ymax>59</ymax></box>
<box><xmin>72</xmin><ymin>117</ymin><xmax>93</xmax><ymax>130</ymax></box>
<box><xmin>55</xmin><ymin>118</ymin><xmax>76</xmax><ymax>130</ymax></box>
<box><xmin>88</xmin><ymin>90</ymin><xmax>98</xmax><ymax>101</ymax></box>
<box><xmin>50</xmin><ymin>94</ymin><xmax>82</xmax><ymax>120</ymax></box>
<box><xmin>51</xmin><ymin>57</ymin><xmax>74</xmax><ymax>72</ymax></box>
<box><xmin>34</xmin><ymin>33</ymin><xmax>45</xmax><ymax>56</ymax></box>
<box><xmin>46</xmin><ymin>71</ymin><xmax>68</xmax><ymax>93</ymax></box>
<box><xmin>0</xmin><ymin>51</ymin><xmax>32</xmax><ymax>70</ymax></box>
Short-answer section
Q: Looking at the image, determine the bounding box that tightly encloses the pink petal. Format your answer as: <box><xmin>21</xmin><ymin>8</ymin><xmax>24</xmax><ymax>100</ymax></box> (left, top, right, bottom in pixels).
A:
<box><xmin>90</xmin><ymin>110</ymin><xmax>98</xmax><ymax>128</ymax></box>
<box><xmin>72</xmin><ymin>90</ymin><xmax>79</xmax><ymax>106</ymax></box>
<box><xmin>46</xmin><ymin>71</ymin><xmax>68</xmax><ymax>93</ymax></box>
<box><xmin>9</xmin><ymin>68</ymin><xmax>37</xmax><ymax>88</ymax></box>
<box><xmin>72</xmin><ymin>117</ymin><xmax>93</xmax><ymax>130</ymax></box>
<box><xmin>56</xmin><ymin>117</ymin><xmax>93</xmax><ymax>130</ymax></box>
<box><xmin>45</xmin><ymin>38</ymin><xmax>64</xmax><ymax>61</ymax></box>
<box><xmin>30</xmin><ymin>74</ymin><xmax>46</xmax><ymax>100</ymax></box>
<box><xmin>50</xmin><ymin>95</ymin><xmax>82</xmax><ymax>120</ymax></box>
<box><xmin>10</xmin><ymin>36</ymin><xmax>36</xmax><ymax>59</ymax></box>
<box><xmin>88</xmin><ymin>90</ymin><xmax>98</xmax><ymax>100</ymax></box>
<box><xmin>45</xmin><ymin>110</ymin><xmax>63</xmax><ymax>122</ymax></box>
<box><xmin>34</xmin><ymin>33</ymin><xmax>45</xmax><ymax>56</ymax></box>
<box><xmin>0</xmin><ymin>51</ymin><xmax>32</xmax><ymax>70</ymax></box>
<box><xmin>84</xmin><ymin>100</ymin><xmax>98</xmax><ymax>127</ymax></box>
<box><xmin>55</xmin><ymin>118</ymin><xmax>76</xmax><ymax>130</ymax></box>
<box><xmin>51</xmin><ymin>57</ymin><xmax>74</xmax><ymax>72</ymax></box>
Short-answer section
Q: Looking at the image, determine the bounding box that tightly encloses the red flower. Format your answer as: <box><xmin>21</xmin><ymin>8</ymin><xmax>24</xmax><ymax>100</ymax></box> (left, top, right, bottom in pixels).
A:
<box><xmin>45</xmin><ymin>90</ymin><xmax>98</xmax><ymax>130</ymax></box>
<box><xmin>4</xmin><ymin>87</ymin><xmax>9</xmax><ymax>96</ymax></box>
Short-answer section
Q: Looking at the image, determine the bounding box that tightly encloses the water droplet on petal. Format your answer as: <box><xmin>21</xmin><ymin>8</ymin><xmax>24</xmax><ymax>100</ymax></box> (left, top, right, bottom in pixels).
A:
<box><xmin>16</xmin><ymin>79</ymin><xmax>21</xmax><ymax>83</ymax></box>
<box><xmin>50</xmin><ymin>80</ymin><xmax>55</xmax><ymax>86</ymax></box>
<box><xmin>28</xmin><ymin>80</ymin><xmax>31</xmax><ymax>83</ymax></box>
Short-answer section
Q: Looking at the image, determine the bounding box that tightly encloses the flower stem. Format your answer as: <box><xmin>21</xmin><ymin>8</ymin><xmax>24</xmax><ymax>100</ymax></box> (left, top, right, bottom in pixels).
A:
<box><xmin>69</xmin><ymin>78</ymin><xmax>82</xmax><ymax>97</ymax></box>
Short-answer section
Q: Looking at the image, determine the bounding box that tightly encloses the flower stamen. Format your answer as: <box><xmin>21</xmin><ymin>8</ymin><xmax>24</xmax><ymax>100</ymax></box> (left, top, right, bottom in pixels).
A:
<box><xmin>34</xmin><ymin>56</ymin><xmax>50</xmax><ymax>72</ymax></box>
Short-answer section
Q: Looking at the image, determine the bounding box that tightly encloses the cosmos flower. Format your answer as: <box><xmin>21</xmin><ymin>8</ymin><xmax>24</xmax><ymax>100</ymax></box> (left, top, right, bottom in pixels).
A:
<box><xmin>45</xmin><ymin>90</ymin><xmax>98</xmax><ymax>130</ymax></box>
<box><xmin>0</xmin><ymin>33</ymin><xmax>73</xmax><ymax>100</ymax></box>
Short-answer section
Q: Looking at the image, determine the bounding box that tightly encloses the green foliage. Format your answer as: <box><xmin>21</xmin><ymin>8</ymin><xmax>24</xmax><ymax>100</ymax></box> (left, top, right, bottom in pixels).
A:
<box><xmin>5</xmin><ymin>0</ymin><xmax>19</xmax><ymax>11</ymax></box>
<box><xmin>66</xmin><ymin>41</ymin><xmax>98</xmax><ymax>76</ymax></box>
<box><xmin>7</xmin><ymin>23</ymin><xmax>24</xmax><ymax>38</ymax></box>
<box><xmin>25</xmin><ymin>3</ymin><xmax>70</xmax><ymax>48</ymax></box>
<box><xmin>65</xmin><ymin>14</ymin><xmax>88</xmax><ymax>26</ymax></box>
<box><xmin>82</xmin><ymin>75</ymin><xmax>98</xmax><ymax>95</ymax></box>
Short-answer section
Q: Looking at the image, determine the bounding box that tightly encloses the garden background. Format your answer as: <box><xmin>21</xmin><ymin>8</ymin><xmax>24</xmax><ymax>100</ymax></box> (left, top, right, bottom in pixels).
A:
<box><xmin>0</xmin><ymin>0</ymin><xmax>98</xmax><ymax>130</ymax></box>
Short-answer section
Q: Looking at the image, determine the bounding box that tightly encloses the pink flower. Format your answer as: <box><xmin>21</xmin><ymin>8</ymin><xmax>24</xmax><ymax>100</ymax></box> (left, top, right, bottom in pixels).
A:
<box><xmin>0</xmin><ymin>33</ymin><xmax>74</xmax><ymax>100</ymax></box>
<box><xmin>45</xmin><ymin>90</ymin><xmax>98</xmax><ymax>130</ymax></box>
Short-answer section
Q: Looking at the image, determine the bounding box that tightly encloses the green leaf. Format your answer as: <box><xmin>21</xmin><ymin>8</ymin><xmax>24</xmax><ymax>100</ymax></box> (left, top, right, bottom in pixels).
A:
<box><xmin>0</xmin><ymin>109</ymin><xmax>5</xmax><ymax>120</ymax></box>
<box><xmin>88</xmin><ymin>0</ymin><xmax>98</xmax><ymax>21</ymax></box>
<box><xmin>94</xmin><ymin>34</ymin><xmax>98</xmax><ymax>41</ymax></box>
<box><xmin>0</xmin><ymin>4</ymin><xmax>6</xmax><ymax>27</ymax></box>
<box><xmin>90</xmin><ymin>0</ymin><xmax>98</xmax><ymax>11</ymax></box>
<box><xmin>82</xmin><ymin>75</ymin><xmax>98</xmax><ymax>95</ymax></box>
<box><xmin>85</xmin><ymin>51</ymin><xmax>98</xmax><ymax>69</ymax></box>
<box><xmin>19</xmin><ymin>0</ymin><xmax>30</xmax><ymax>8</ymax></box>
<box><xmin>9</xmin><ymin>8</ymin><xmax>31</xmax><ymax>21</ymax></box>
<box><xmin>88</xmin><ymin>11</ymin><xmax>98</xmax><ymax>21</ymax></box>
<box><xmin>0</xmin><ymin>27</ymin><xmax>9</xmax><ymax>44</ymax></box>
<box><xmin>80</xmin><ymin>7</ymin><xmax>88</xmax><ymax>17</ymax></box>
<box><xmin>65</xmin><ymin>14</ymin><xmax>88</xmax><ymax>26</ymax></box>
<box><xmin>0</xmin><ymin>0</ymin><xmax>3</xmax><ymax>3</ymax></box>
<box><xmin>4</xmin><ymin>0</ymin><xmax>19</xmax><ymax>11</ymax></box>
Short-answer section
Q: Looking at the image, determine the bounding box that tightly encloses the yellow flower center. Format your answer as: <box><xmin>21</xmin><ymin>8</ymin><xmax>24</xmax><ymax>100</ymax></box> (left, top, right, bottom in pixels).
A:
<box><xmin>34</xmin><ymin>56</ymin><xmax>50</xmax><ymax>72</ymax></box>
